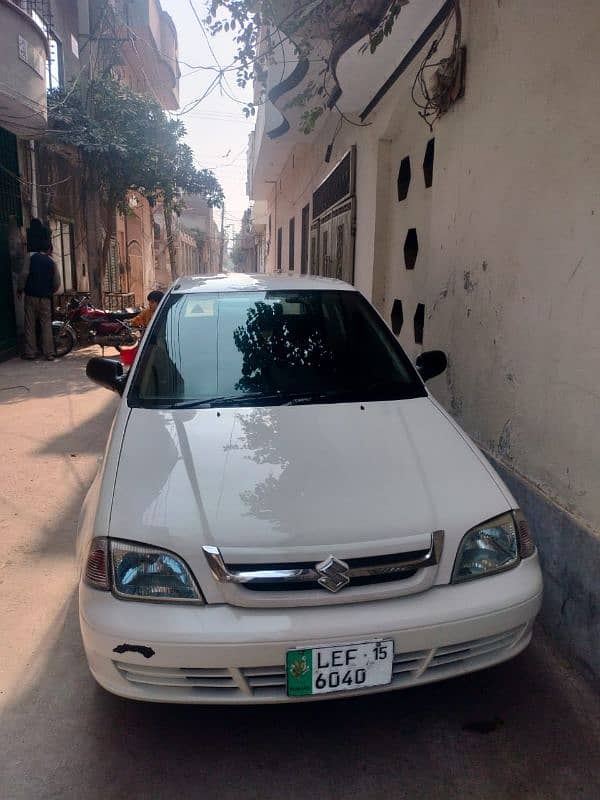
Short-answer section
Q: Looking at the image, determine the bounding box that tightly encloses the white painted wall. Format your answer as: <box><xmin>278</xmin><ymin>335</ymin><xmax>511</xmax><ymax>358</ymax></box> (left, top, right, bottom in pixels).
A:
<box><xmin>251</xmin><ymin>0</ymin><xmax>600</xmax><ymax>533</ymax></box>
<box><xmin>376</xmin><ymin>0</ymin><xmax>600</xmax><ymax>532</ymax></box>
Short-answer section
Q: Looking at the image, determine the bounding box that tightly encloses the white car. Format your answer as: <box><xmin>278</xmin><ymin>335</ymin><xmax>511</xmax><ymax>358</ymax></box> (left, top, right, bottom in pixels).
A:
<box><xmin>79</xmin><ymin>274</ymin><xmax>542</xmax><ymax>704</ymax></box>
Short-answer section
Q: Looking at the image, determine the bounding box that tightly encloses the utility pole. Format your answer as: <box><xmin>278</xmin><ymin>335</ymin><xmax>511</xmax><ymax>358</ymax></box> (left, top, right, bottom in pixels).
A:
<box><xmin>219</xmin><ymin>204</ymin><xmax>225</xmax><ymax>272</ymax></box>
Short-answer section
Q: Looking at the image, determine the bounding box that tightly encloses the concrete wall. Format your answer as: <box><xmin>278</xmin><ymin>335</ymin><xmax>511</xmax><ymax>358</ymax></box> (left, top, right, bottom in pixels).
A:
<box><xmin>375</xmin><ymin>0</ymin><xmax>600</xmax><ymax>533</ymax></box>
<box><xmin>371</xmin><ymin>0</ymin><xmax>600</xmax><ymax>678</ymax></box>
<box><xmin>0</xmin><ymin>0</ymin><xmax>48</xmax><ymax>136</ymax></box>
<box><xmin>252</xmin><ymin>0</ymin><xmax>600</xmax><ymax>678</ymax></box>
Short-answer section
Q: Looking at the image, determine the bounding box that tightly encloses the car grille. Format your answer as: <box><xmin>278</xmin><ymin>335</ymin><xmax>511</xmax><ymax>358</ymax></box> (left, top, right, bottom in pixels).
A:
<box><xmin>113</xmin><ymin>625</ymin><xmax>527</xmax><ymax>700</ymax></box>
<box><xmin>234</xmin><ymin>551</ymin><xmax>426</xmax><ymax>592</ymax></box>
<box><xmin>202</xmin><ymin>532</ymin><xmax>444</xmax><ymax>596</ymax></box>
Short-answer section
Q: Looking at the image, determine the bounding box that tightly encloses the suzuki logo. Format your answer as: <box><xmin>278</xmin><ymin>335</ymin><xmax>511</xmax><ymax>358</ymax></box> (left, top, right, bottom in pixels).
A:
<box><xmin>315</xmin><ymin>556</ymin><xmax>350</xmax><ymax>593</ymax></box>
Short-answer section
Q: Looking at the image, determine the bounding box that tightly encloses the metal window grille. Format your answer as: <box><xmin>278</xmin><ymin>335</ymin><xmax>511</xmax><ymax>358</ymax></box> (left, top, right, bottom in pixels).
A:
<box><xmin>0</xmin><ymin>129</ymin><xmax>22</xmax><ymax>226</ymax></box>
<box><xmin>312</xmin><ymin>151</ymin><xmax>352</xmax><ymax>219</ymax></box>
<box><xmin>103</xmin><ymin>236</ymin><xmax>121</xmax><ymax>294</ymax></box>
<box><xmin>17</xmin><ymin>1</ymin><xmax>53</xmax><ymax>31</ymax></box>
<box><xmin>46</xmin><ymin>36</ymin><xmax>64</xmax><ymax>90</ymax></box>
<box><xmin>50</xmin><ymin>219</ymin><xmax>75</xmax><ymax>292</ymax></box>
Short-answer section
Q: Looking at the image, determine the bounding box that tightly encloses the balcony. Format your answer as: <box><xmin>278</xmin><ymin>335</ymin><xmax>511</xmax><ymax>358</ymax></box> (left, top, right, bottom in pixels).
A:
<box><xmin>0</xmin><ymin>0</ymin><xmax>50</xmax><ymax>136</ymax></box>
<box><xmin>124</xmin><ymin>0</ymin><xmax>180</xmax><ymax>110</ymax></box>
<box><xmin>249</xmin><ymin>0</ymin><xmax>454</xmax><ymax>171</ymax></box>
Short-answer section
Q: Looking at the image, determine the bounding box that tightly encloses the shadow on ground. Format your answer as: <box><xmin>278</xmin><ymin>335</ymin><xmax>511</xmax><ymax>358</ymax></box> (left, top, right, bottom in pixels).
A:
<box><xmin>1</xmin><ymin>602</ymin><xmax>599</xmax><ymax>800</ymax></box>
<box><xmin>1</xmin><ymin>350</ymin><xmax>599</xmax><ymax>800</ymax></box>
<box><xmin>0</xmin><ymin>347</ymin><xmax>112</xmax><ymax>406</ymax></box>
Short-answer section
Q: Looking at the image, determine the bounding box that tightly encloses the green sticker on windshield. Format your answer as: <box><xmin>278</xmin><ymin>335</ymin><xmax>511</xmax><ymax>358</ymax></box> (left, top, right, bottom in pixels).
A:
<box><xmin>286</xmin><ymin>649</ymin><xmax>313</xmax><ymax>696</ymax></box>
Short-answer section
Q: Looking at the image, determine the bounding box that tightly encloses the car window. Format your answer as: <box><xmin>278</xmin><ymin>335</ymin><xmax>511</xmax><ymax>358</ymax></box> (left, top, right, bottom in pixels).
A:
<box><xmin>128</xmin><ymin>290</ymin><xmax>426</xmax><ymax>408</ymax></box>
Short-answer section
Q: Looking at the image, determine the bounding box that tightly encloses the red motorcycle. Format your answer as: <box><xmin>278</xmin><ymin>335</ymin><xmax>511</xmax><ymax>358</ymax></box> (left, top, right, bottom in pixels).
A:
<box><xmin>52</xmin><ymin>295</ymin><xmax>142</xmax><ymax>358</ymax></box>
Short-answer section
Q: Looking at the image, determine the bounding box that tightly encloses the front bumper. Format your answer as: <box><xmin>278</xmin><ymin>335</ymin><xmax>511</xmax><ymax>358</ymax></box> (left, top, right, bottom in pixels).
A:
<box><xmin>80</xmin><ymin>556</ymin><xmax>543</xmax><ymax>704</ymax></box>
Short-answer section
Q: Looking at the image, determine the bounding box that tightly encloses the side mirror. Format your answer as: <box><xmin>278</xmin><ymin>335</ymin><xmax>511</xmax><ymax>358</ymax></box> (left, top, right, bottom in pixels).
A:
<box><xmin>416</xmin><ymin>350</ymin><xmax>448</xmax><ymax>383</ymax></box>
<box><xmin>86</xmin><ymin>357</ymin><xmax>126</xmax><ymax>395</ymax></box>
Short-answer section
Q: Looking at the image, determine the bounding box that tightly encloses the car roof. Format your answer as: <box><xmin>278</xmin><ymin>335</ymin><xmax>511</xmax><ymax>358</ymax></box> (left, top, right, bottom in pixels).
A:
<box><xmin>171</xmin><ymin>272</ymin><xmax>357</xmax><ymax>294</ymax></box>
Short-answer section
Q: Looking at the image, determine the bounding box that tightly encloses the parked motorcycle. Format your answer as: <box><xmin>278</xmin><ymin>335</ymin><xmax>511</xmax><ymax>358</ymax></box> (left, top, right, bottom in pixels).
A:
<box><xmin>52</xmin><ymin>296</ymin><xmax>142</xmax><ymax>358</ymax></box>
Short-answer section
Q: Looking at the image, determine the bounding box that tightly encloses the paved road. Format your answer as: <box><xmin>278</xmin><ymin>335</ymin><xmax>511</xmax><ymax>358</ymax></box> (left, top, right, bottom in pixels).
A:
<box><xmin>1</xmin><ymin>351</ymin><xmax>599</xmax><ymax>800</ymax></box>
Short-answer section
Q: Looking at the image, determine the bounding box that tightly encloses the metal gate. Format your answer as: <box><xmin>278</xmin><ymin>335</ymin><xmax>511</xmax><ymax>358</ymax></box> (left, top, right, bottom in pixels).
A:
<box><xmin>310</xmin><ymin>148</ymin><xmax>356</xmax><ymax>284</ymax></box>
<box><xmin>0</xmin><ymin>127</ymin><xmax>22</xmax><ymax>361</ymax></box>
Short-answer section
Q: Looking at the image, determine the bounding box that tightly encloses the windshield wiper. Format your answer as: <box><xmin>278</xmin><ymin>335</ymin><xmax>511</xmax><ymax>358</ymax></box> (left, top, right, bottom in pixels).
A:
<box><xmin>171</xmin><ymin>392</ymin><xmax>286</xmax><ymax>409</ymax></box>
<box><xmin>285</xmin><ymin>382</ymin><xmax>414</xmax><ymax>405</ymax></box>
<box><xmin>168</xmin><ymin>381</ymin><xmax>413</xmax><ymax>409</ymax></box>
<box><xmin>283</xmin><ymin>390</ymin><xmax>350</xmax><ymax>405</ymax></box>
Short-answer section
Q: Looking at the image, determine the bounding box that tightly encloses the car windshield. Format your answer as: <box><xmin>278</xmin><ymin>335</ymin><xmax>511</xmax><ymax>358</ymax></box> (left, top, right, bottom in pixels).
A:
<box><xmin>128</xmin><ymin>290</ymin><xmax>426</xmax><ymax>408</ymax></box>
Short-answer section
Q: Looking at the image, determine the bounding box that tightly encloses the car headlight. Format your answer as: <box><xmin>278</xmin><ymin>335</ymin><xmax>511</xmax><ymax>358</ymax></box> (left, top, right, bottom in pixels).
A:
<box><xmin>452</xmin><ymin>512</ymin><xmax>530</xmax><ymax>583</ymax></box>
<box><xmin>84</xmin><ymin>537</ymin><xmax>204</xmax><ymax>603</ymax></box>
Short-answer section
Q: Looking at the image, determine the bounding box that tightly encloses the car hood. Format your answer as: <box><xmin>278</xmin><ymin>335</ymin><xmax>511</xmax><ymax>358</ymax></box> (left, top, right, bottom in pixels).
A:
<box><xmin>109</xmin><ymin>398</ymin><xmax>511</xmax><ymax>563</ymax></box>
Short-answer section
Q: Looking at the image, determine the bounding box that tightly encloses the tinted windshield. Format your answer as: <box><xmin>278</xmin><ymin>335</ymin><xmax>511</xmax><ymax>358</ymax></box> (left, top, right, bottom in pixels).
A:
<box><xmin>128</xmin><ymin>290</ymin><xmax>426</xmax><ymax>408</ymax></box>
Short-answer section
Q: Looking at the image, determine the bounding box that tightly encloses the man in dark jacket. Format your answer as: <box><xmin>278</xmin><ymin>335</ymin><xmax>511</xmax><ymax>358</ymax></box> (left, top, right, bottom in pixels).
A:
<box><xmin>18</xmin><ymin>243</ymin><xmax>61</xmax><ymax>360</ymax></box>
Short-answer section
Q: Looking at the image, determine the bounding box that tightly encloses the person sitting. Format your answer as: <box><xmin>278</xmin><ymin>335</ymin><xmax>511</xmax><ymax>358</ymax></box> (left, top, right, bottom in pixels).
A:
<box><xmin>129</xmin><ymin>291</ymin><xmax>164</xmax><ymax>329</ymax></box>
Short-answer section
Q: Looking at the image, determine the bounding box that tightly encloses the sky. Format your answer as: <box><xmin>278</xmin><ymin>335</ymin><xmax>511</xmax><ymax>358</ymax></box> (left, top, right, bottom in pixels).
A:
<box><xmin>161</xmin><ymin>0</ymin><xmax>254</xmax><ymax>236</ymax></box>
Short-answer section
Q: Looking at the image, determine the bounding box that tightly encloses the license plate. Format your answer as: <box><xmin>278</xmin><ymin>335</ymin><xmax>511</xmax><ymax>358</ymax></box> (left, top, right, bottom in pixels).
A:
<box><xmin>286</xmin><ymin>639</ymin><xmax>394</xmax><ymax>697</ymax></box>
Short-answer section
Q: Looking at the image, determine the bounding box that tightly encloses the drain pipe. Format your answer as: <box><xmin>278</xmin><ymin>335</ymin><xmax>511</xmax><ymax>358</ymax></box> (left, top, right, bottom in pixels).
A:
<box><xmin>29</xmin><ymin>140</ymin><xmax>38</xmax><ymax>219</ymax></box>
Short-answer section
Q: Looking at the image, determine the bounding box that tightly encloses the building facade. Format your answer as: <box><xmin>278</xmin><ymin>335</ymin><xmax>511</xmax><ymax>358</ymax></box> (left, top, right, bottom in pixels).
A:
<box><xmin>176</xmin><ymin>227</ymin><xmax>199</xmax><ymax>278</ymax></box>
<box><xmin>232</xmin><ymin>208</ymin><xmax>260</xmax><ymax>273</ymax></box>
<box><xmin>35</xmin><ymin>0</ymin><xmax>90</xmax><ymax>311</ymax></box>
<box><xmin>0</xmin><ymin>0</ymin><xmax>182</xmax><ymax>359</ymax></box>
<box><xmin>100</xmin><ymin>0</ymin><xmax>181</xmax><ymax>308</ymax></box>
<box><xmin>0</xmin><ymin>0</ymin><xmax>53</xmax><ymax>358</ymax></box>
<box><xmin>247</xmin><ymin>0</ymin><xmax>600</xmax><ymax>680</ymax></box>
<box><xmin>179</xmin><ymin>194</ymin><xmax>221</xmax><ymax>274</ymax></box>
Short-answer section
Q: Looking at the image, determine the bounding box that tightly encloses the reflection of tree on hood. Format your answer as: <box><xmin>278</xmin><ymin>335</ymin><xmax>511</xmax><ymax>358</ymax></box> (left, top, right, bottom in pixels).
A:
<box><xmin>224</xmin><ymin>409</ymin><xmax>286</xmax><ymax>467</ymax></box>
<box><xmin>233</xmin><ymin>301</ymin><xmax>334</xmax><ymax>393</ymax></box>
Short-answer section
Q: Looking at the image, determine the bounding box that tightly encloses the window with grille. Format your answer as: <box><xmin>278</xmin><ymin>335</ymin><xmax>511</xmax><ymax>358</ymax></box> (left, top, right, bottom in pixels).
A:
<box><xmin>25</xmin><ymin>2</ymin><xmax>62</xmax><ymax>89</ymax></box>
<box><xmin>46</xmin><ymin>35</ymin><xmax>64</xmax><ymax>90</ymax></box>
<box><xmin>0</xmin><ymin>129</ymin><xmax>22</xmax><ymax>226</ymax></box>
<box><xmin>50</xmin><ymin>219</ymin><xmax>75</xmax><ymax>292</ymax></box>
<box><xmin>313</xmin><ymin>151</ymin><xmax>352</xmax><ymax>219</ymax></box>
<box><xmin>22</xmin><ymin>1</ymin><xmax>53</xmax><ymax>31</ymax></box>
<box><xmin>103</xmin><ymin>236</ymin><xmax>121</xmax><ymax>294</ymax></box>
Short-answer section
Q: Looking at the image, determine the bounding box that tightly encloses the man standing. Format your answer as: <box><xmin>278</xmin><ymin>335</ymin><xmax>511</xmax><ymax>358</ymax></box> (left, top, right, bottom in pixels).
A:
<box><xmin>18</xmin><ymin>243</ymin><xmax>61</xmax><ymax>361</ymax></box>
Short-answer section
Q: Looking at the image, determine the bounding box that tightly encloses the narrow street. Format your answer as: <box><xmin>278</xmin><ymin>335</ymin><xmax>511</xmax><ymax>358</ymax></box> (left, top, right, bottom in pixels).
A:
<box><xmin>0</xmin><ymin>351</ymin><xmax>598</xmax><ymax>800</ymax></box>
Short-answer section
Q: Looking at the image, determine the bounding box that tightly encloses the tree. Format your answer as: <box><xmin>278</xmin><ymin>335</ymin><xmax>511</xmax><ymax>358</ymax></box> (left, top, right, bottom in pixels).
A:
<box><xmin>48</xmin><ymin>77</ymin><xmax>223</xmax><ymax>293</ymax></box>
<box><xmin>233</xmin><ymin>300</ymin><xmax>333</xmax><ymax>393</ymax></box>
<box><xmin>144</xmin><ymin>123</ymin><xmax>223</xmax><ymax>280</ymax></box>
<box><xmin>206</xmin><ymin>1</ymin><xmax>409</xmax><ymax>128</ymax></box>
